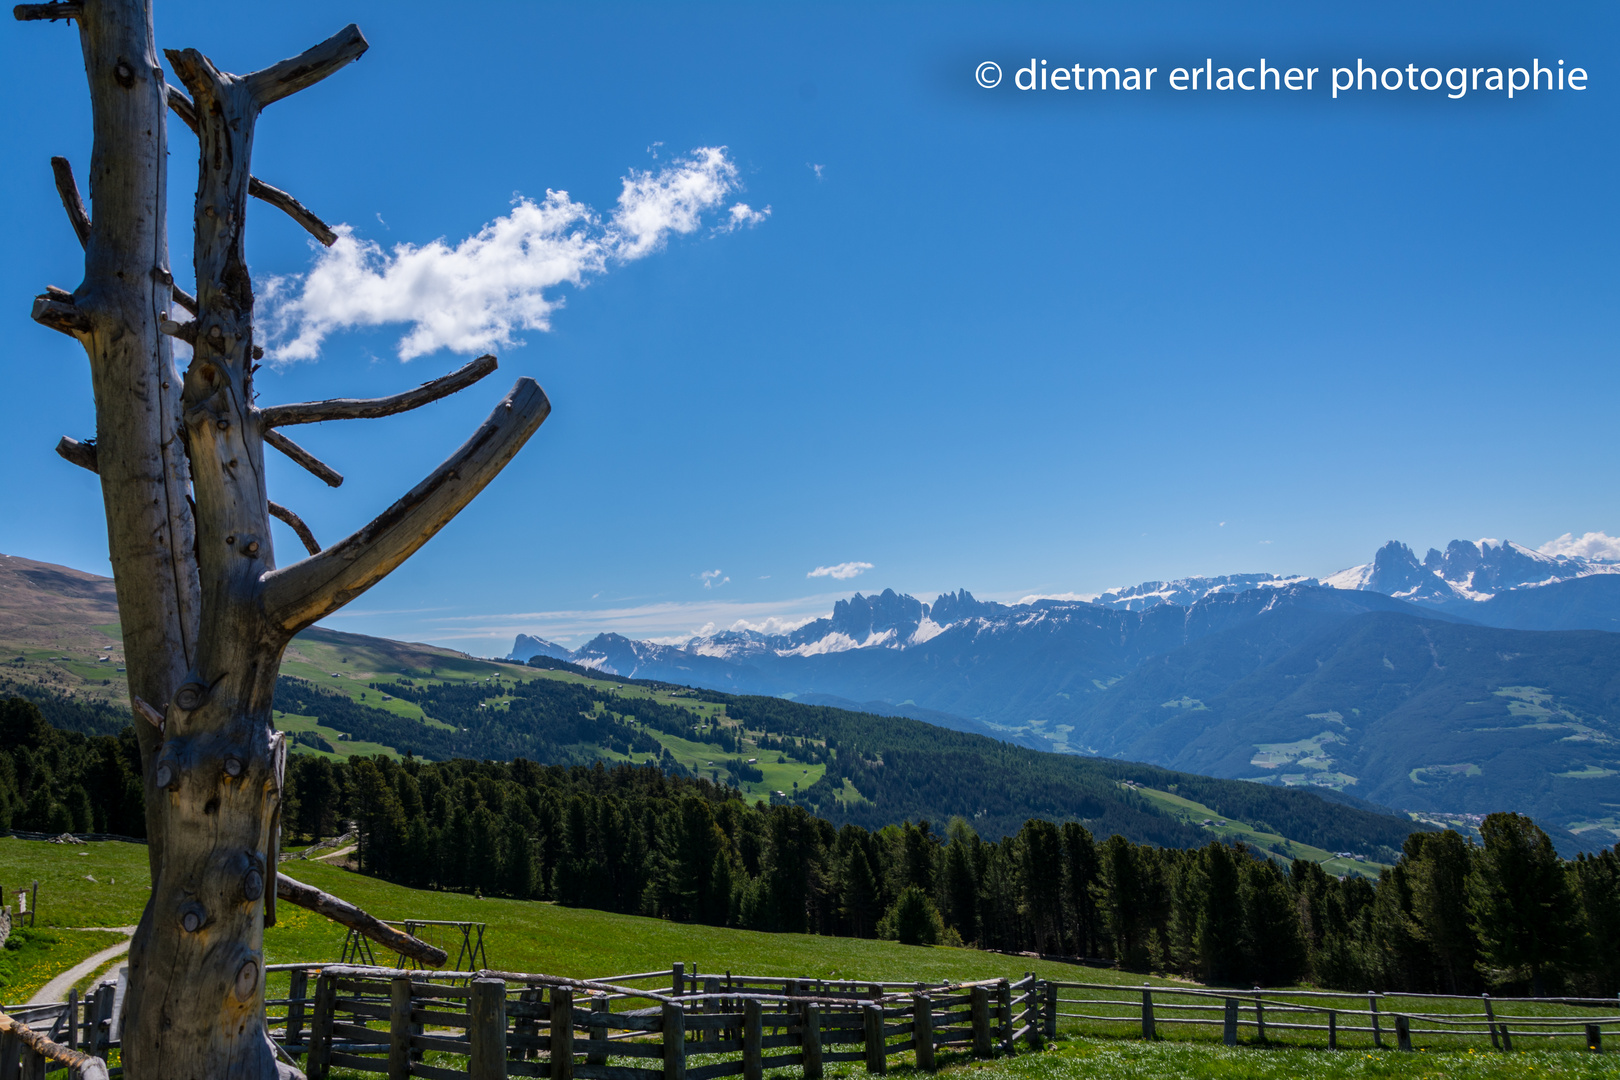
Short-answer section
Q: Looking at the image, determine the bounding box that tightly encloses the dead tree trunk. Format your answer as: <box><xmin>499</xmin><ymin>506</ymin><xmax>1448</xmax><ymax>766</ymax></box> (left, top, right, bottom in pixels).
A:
<box><xmin>13</xmin><ymin>3</ymin><xmax>550</xmax><ymax>1078</ymax></box>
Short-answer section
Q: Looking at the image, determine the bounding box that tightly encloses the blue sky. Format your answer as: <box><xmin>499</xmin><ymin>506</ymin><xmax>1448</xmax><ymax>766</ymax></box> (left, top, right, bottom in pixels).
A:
<box><xmin>2</xmin><ymin>2</ymin><xmax>1616</xmax><ymax>652</ymax></box>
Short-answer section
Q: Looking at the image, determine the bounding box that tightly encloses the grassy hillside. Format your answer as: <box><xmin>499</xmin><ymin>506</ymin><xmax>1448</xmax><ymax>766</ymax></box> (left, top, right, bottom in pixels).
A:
<box><xmin>0</xmin><ymin>835</ymin><xmax>1161</xmax><ymax>989</ymax></box>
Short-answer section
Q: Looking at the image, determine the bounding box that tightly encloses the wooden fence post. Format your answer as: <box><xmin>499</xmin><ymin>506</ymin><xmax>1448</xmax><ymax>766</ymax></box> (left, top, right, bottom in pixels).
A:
<box><xmin>389</xmin><ymin>976</ymin><xmax>413</xmax><ymax>1080</ymax></box>
<box><xmin>0</xmin><ymin>1027</ymin><xmax>21</xmax><ymax>1080</ymax></box>
<box><xmin>991</xmin><ymin>977</ymin><xmax>1004</xmax><ymax>1055</ymax></box>
<box><xmin>1253</xmin><ymin>991</ymin><xmax>1265</xmax><ymax>1042</ymax></box>
<box><xmin>662</xmin><ymin>1002</ymin><xmax>687</xmax><ymax>1080</ymax></box>
<box><xmin>1394</xmin><ymin>1014</ymin><xmax>1412</xmax><ymax>1053</ymax></box>
<box><xmin>307</xmin><ymin>972</ymin><xmax>337</xmax><ymax>1080</ymax></box>
<box><xmin>672</xmin><ymin>962</ymin><xmax>684</xmax><ymax>998</ymax></box>
<box><xmin>1024</xmin><ymin>978</ymin><xmax>1042</xmax><ymax>1051</ymax></box>
<box><xmin>1327</xmin><ymin>1010</ymin><xmax>1337</xmax><ymax>1050</ymax></box>
<box><xmin>1368</xmin><ymin>993</ymin><xmax>1382</xmax><ymax>1049</ymax></box>
<box><xmin>970</xmin><ymin>986</ymin><xmax>992</xmax><ymax>1059</ymax></box>
<box><xmin>743</xmin><ymin>997</ymin><xmax>763</xmax><ymax>1080</ymax></box>
<box><xmin>1482</xmin><ymin>995</ymin><xmax>1501</xmax><ymax>1051</ymax></box>
<box><xmin>587</xmin><ymin>994</ymin><xmax>609</xmax><ymax>1066</ymax></box>
<box><xmin>1222</xmin><ymin>998</ymin><xmax>1238</xmax><ymax>1046</ymax></box>
<box><xmin>703</xmin><ymin>978</ymin><xmax>721</xmax><ymax>1044</ymax></box>
<box><xmin>19</xmin><ymin>1043</ymin><xmax>45</xmax><ymax>1080</ymax></box>
<box><xmin>79</xmin><ymin>986</ymin><xmax>92</xmax><ymax>1051</ymax></box>
<box><xmin>470</xmin><ymin>977</ymin><xmax>508</xmax><ymax>1080</ymax></box>
<box><xmin>863</xmin><ymin>1003</ymin><xmax>887</xmax><ymax>1074</ymax></box>
<box><xmin>801</xmin><ymin>1002</ymin><xmax>823</xmax><ymax>1080</ymax></box>
<box><xmin>514</xmin><ymin>988</ymin><xmax>540</xmax><ymax>1061</ymax></box>
<box><xmin>1499</xmin><ymin>1022</ymin><xmax>1514</xmax><ymax>1053</ymax></box>
<box><xmin>64</xmin><ymin>988</ymin><xmax>78</xmax><ymax>1052</ymax></box>
<box><xmin>1586</xmin><ymin>1024</ymin><xmax>1602</xmax><ymax>1053</ymax></box>
<box><xmin>286</xmin><ymin>969</ymin><xmax>309</xmax><ymax>1052</ymax></box>
<box><xmin>913</xmin><ymin>994</ymin><xmax>935</xmax><ymax>1071</ymax></box>
<box><xmin>548</xmin><ymin>985</ymin><xmax>573</xmax><ymax>1080</ymax></box>
<box><xmin>1141</xmin><ymin>985</ymin><xmax>1155</xmax><ymax>1041</ymax></box>
<box><xmin>1043</xmin><ymin>982</ymin><xmax>1057</xmax><ymax>1041</ymax></box>
<box><xmin>90</xmin><ymin>985</ymin><xmax>112</xmax><ymax>1060</ymax></box>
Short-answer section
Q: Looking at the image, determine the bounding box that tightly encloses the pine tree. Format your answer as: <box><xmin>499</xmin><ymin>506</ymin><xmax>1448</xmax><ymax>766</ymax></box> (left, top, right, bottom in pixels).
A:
<box><xmin>1405</xmin><ymin>829</ymin><xmax>1478</xmax><ymax>992</ymax></box>
<box><xmin>1468</xmin><ymin>812</ymin><xmax>1577</xmax><ymax>994</ymax></box>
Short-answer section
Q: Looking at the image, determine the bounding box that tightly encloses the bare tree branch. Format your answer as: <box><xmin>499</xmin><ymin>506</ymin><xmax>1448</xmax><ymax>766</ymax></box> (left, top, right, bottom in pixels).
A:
<box><xmin>31</xmin><ymin>292</ymin><xmax>91</xmax><ymax>335</ymax></box>
<box><xmin>164</xmin><ymin>82</ymin><xmax>197</xmax><ymax>130</ymax></box>
<box><xmin>276</xmin><ymin>873</ymin><xmax>448</xmax><ymax>967</ymax></box>
<box><xmin>49</xmin><ymin>156</ymin><xmax>91</xmax><ymax>247</ymax></box>
<box><xmin>167</xmin><ymin>83</ymin><xmax>338</xmax><ymax>248</ymax></box>
<box><xmin>133</xmin><ymin>696</ymin><xmax>165</xmax><ymax>730</ymax></box>
<box><xmin>261</xmin><ymin>354</ymin><xmax>499</xmax><ymax>428</ymax></box>
<box><xmin>269</xmin><ymin>500</ymin><xmax>321</xmax><ymax>556</ymax></box>
<box><xmin>264</xmin><ymin>428</ymin><xmax>344</xmax><ymax>488</ymax></box>
<box><xmin>262</xmin><ymin>377</ymin><xmax>550</xmax><ymax>635</ymax></box>
<box><xmin>244</xmin><ymin>23</ymin><xmax>368</xmax><ymax>109</ymax></box>
<box><xmin>170</xmin><ymin>283</ymin><xmax>198</xmax><ymax>316</ymax></box>
<box><xmin>56</xmin><ymin>435</ymin><xmax>97</xmax><ymax>473</ymax></box>
<box><xmin>11</xmin><ymin>2</ymin><xmax>81</xmax><ymax>21</ymax></box>
<box><xmin>248</xmin><ymin>176</ymin><xmax>337</xmax><ymax>246</ymax></box>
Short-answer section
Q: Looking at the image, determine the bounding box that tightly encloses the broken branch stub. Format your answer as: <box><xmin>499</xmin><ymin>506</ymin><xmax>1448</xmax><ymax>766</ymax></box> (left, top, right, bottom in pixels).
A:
<box><xmin>260</xmin><ymin>354</ymin><xmax>499</xmax><ymax>428</ymax></box>
<box><xmin>55</xmin><ymin>436</ymin><xmax>97</xmax><ymax>473</ymax></box>
<box><xmin>263</xmin><ymin>377</ymin><xmax>550</xmax><ymax>634</ymax></box>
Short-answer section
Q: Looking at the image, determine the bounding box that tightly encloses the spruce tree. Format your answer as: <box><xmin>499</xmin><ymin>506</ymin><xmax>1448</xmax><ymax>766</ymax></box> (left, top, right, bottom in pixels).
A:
<box><xmin>1467</xmin><ymin>812</ymin><xmax>1577</xmax><ymax>994</ymax></box>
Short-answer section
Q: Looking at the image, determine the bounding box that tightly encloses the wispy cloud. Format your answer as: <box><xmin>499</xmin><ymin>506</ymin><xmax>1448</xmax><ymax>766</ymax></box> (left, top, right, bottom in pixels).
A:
<box><xmin>808</xmin><ymin>561</ymin><xmax>873</xmax><ymax>580</ymax></box>
<box><xmin>1014</xmin><ymin>591</ymin><xmax>1098</xmax><ymax>605</ymax></box>
<box><xmin>699</xmin><ymin>569</ymin><xmax>730</xmax><ymax>589</ymax></box>
<box><xmin>261</xmin><ymin>147</ymin><xmax>766</xmax><ymax>363</ymax></box>
<box><xmin>418</xmin><ymin>593</ymin><xmax>849</xmax><ymax>648</ymax></box>
<box><xmin>1540</xmin><ymin>531</ymin><xmax>1620</xmax><ymax>561</ymax></box>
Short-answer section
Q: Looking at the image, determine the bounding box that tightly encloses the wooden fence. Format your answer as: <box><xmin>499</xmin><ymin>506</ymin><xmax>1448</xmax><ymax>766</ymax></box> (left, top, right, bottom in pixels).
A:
<box><xmin>7</xmin><ymin>964</ymin><xmax>1616</xmax><ymax>1080</ymax></box>
<box><xmin>1046</xmin><ymin>981</ymin><xmax>1618</xmax><ymax>1053</ymax></box>
<box><xmin>289</xmin><ymin>965</ymin><xmax>1041</xmax><ymax>1080</ymax></box>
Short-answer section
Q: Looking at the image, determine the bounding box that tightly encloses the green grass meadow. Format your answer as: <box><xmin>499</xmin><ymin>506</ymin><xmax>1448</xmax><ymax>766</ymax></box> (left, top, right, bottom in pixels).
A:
<box><xmin>5</xmin><ymin>836</ymin><xmax>1617</xmax><ymax>1077</ymax></box>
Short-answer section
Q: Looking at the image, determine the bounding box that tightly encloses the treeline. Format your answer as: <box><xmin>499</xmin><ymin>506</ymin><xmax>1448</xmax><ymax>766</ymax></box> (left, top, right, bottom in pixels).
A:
<box><xmin>0</xmin><ymin>697</ymin><xmax>144</xmax><ymax>835</ymax></box>
<box><xmin>285</xmin><ymin>753</ymin><xmax>1620</xmax><ymax>997</ymax></box>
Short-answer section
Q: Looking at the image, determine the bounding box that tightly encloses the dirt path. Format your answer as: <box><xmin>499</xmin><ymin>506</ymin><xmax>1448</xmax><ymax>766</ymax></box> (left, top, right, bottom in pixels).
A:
<box><xmin>28</xmin><ymin>928</ymin><xmax>136</xmax><ymax>1005</ymax></box>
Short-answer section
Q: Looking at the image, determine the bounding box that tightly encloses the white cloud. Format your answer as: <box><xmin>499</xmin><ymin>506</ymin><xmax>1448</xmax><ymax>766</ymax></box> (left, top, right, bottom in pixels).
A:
<box><xmin>1014</xmin><ymin>591</ymin><xmax>1099</xmax><ymax>605</ymax></box>
<box><xmin>699</xmin><ymin>569</ymin><xmax>730</xmax><ymax>589</ymax></box>
<box><xmin>808</xmin><ymin>561</ymin><xmax>874</xmax><ymax>580</ymax></box>
<box><xmin>261</xmin><ymin>146</ymin><xmax>758</xmax><ymax>363</ymax></box>
<box><xmin>723</xmin><ymin>202</ymin><xmax>770</xmax><ymax>230</ymax></box>
<box><xmin>1539</xmin><ymin>531</ymin><xmax>1620</xmax><ymax>562</ymax></box>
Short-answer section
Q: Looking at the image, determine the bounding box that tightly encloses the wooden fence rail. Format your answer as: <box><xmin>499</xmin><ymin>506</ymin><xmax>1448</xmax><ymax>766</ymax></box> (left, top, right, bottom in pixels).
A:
<box><xmin>1045</xmin><ymin>981</ymin><xmax>1618</xmax><ymax>1054</ymax></box>
<box><xmin>0</xmin><ymin>1010</ymin><xmax>111</xmax><ymax>1080</ymax></box>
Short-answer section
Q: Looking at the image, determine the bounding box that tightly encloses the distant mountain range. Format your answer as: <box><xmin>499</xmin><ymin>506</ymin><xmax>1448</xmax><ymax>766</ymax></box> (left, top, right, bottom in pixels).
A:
<box><xmin>509</xmin><ymin>538</ymin><xmax>1620</xmax><ymax>849</ymax></box>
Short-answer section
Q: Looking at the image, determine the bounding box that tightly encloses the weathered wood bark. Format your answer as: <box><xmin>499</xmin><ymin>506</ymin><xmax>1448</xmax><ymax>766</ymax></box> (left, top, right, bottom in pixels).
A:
<box><xmin>15</xmin><ymin>4</ymin><xmax>551</xmax><ymax>1079</ymax></box>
